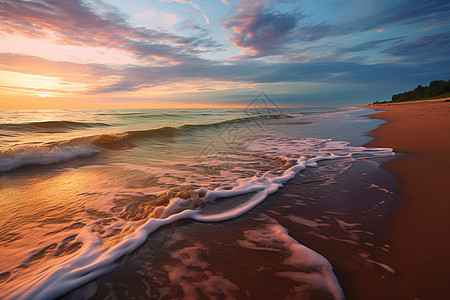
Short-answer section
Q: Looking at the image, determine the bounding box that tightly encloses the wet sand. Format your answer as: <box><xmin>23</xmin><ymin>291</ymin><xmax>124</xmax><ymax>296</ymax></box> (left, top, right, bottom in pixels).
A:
<box><xmin>57</xmin><ymin>103</ymin><xmax>450</xmax><ymax>299</ymax></box>
<box><xmin>362</xmin><ymin>98</ymin><xmax>450</xmax><ymax>298</ymax></box>
<box><xmin>62</xmin><ymin>156</ymin><xmax>401</xmax><ymax>300</ymax></box>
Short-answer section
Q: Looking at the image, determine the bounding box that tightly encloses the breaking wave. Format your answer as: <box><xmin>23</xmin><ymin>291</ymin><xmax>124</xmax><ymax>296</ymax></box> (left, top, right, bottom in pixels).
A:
<box><xmin>0</xmin><ymin>145</ymin><xmax>100</xmax><ymax>172</ymax></box>
<box><xmin>0</xmin><ymin>113</ymin><xmax>303</xmax><ymax>172</ymax></box>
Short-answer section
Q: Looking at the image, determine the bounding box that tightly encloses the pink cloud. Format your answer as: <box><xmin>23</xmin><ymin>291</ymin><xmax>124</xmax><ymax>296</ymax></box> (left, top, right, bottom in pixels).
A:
<box><xmin>0</xmin><ymin>0</ymin><xmax>212</xmax><ymax>64</ymax></box>
<box><xmin>222</xmin><ymin>0</ymin><xmax>298</xmax><ymax>59</ymax></box>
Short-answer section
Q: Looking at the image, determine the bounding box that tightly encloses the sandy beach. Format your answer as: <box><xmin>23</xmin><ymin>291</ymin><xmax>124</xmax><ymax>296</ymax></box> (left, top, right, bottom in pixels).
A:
<box><xmin>2</xmin><ymin>104</ymin><xmax>448</xmax><ymax>299</ymax></box>
<box><xmin>363</xmin><ymin>98</ymin><xmax>450</xmax><ymax>298</ymax></box>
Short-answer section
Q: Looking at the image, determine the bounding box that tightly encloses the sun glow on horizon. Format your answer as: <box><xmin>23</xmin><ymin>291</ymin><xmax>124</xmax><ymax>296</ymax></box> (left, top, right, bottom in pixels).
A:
<box><xmin>0</xmin><ymin>70</ymin><xmax>89</xmax><ymax>98</ymax></box>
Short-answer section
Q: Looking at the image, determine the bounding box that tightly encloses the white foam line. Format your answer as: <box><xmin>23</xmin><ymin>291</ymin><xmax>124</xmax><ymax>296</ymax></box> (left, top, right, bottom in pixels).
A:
<box><xmin>194</xmin><ymin>189</ymin><xmax>275</xmax><ymax>222</ymax></box>
<box><xmin>239</xmin><ymin>223</ymin><xmax>343</xmax><ymax>299</ymax></box>
<box><xmin>284</xmin><ymin>232</ymin><xmax>344</xmax><ymax>300</ymax></box>
<box><xmin>7</xmin><ymin>210</ymin><xmax>198</xmax><ymax>300</ymax></box>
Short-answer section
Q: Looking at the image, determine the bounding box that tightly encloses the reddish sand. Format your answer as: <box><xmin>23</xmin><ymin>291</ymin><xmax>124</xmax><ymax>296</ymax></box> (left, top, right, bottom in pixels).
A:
<box><xmin>362</xmin><ymin>98</ymin><xmax>450</xmax><ymax>299</ymax></box>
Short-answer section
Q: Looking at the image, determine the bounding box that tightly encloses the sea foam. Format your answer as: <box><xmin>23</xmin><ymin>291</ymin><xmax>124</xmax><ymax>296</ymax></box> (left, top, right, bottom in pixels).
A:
<box><xmin>239</xmin><ymin>223</ymin><xmax>344</xmax><ymax>299</ymax></box>
<box><xmin>2</xmin><ymin>137</ymin><xmax>393</xmax><ymax>299</ymax></box>
<box><xmin>0</xmin><ymin>145</ymin><xmax>100</xmax><ymax>172</ymax></box>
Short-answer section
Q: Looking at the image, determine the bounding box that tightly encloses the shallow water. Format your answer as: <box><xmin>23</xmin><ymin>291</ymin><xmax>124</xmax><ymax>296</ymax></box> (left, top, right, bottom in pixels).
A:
<box><xmin>0</xmin><ymin>106</ymin><xmax>393</xmax><ymax>299</ymax></box>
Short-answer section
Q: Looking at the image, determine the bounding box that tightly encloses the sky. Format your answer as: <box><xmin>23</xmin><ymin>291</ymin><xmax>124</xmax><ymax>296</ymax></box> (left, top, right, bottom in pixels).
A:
<box><xmin>0</xmin><ymin>0</ymin><xmax>449</xmax><ymax>109</ymax></box>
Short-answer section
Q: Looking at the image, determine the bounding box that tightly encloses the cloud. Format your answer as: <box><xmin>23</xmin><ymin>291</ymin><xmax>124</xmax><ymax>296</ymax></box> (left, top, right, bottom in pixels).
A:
<box><xmin>0</xmin><ymin>53</ymin><xmax>113</xmax><ymax>83</ymax></box>
<box><xmin>3</xmin><ymin>51</ymin><xmax>448</xmax><ymax>106</ymax></box>
<box><xmin>135</xmin><ymin>10</ymin><xmax>180</xmax><ymax>27</ymax></box>
<box><xmin>82</xmin><ymin>55</ymin><xmax>450</xmax><ymax>95</ymax></box>
<box><xmin>0</xmin><ymin>53</ymin><xmax>119</xmax><ymax>96</ymax></box>
<box><xmin>386</xmin><ymin>0</ymin><xmax>450</xmax><ymax>26</ymax></box>
<box><xmin>342</xmin><ymin>37</ymin><xmax>405</xmax><ymax>53</ymax></box>
<box><xmin>158</xmin><ymin>0</ymin><xmax>210</xmax><ymax>24</ymax></box>
<box><xmin>222</xmin><ymin>0</ymin><xmax>450</xmax><ymax>60</ymax></box>
<box><xmin>325</xmin><ymin>0</ymin><xmax>450</xmax><ymax>38</ymax></box>
<box><xmin>382</xmin><ymin>32</ymin><xmax>450</xmax><ymax>62</ymax></box>
<box><xmin>1</xmin><ymin>0</ymin><xmax>449</xmax><ymax>104</ymax></box>
<box><xmin>223</xmin><ymin>0</ymin><xmax>302</xmax><ymax>59</ymax></box>
<box><xmin>0</xmin><ymin>0</ymin><xmax>218</xmax><ymax>64</ymax></box>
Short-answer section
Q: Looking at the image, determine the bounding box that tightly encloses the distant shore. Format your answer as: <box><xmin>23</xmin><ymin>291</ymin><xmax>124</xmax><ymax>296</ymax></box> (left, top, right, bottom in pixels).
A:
<box><xmin>361</xmin><ymin>98</ymin><xmax>450</xmax><ymax>298</ymax></box>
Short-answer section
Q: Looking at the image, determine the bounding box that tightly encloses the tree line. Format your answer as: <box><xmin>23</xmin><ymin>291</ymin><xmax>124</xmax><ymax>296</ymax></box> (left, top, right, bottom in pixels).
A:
<box><xmin>372</xmin><ymin>80</ymin><xmax>450</xmax><ymax>104</ymax></box>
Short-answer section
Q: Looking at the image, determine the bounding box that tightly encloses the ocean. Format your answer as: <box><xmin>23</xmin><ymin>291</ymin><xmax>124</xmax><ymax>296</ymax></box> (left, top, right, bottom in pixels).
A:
<box><xmin>0</xmin><ymin>105</ymin><xmax>397</xmax><ymax>299</ymax></box>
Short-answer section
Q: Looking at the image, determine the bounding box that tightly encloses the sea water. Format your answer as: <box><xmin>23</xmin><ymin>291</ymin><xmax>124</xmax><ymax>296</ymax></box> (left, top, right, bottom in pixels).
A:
<box><xmin>0</xmin><ymin>106</ymin><xmax>393</xmax><ymax>299</ymax></box>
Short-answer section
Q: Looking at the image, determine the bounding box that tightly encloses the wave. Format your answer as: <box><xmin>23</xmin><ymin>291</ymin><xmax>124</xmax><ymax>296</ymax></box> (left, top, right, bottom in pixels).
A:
<box><xmin>0</xmin><ymin>144</ymin><xmax>100</xmax><ymax>172</ymax></box>
<box><xmin>0</xmin><ymin>113</ymin><xmax>300</xmax><ymax>172</ymax></box>
<box><xmin>96</xmin><ymin>112</ymin><xmax>182</xmax><ymax>118</ymax></box>
<box><xmin>0</xmin><ymin>121</ymin><xmax>111</xmax><ymax>131</ymax></box>
<box><xmin>29</xmin><ymin>113</ymin><xmax>301</xmax><ymax>150</ymax></box>
<box><xmin>96</xmin><ymin>112</ymin><xmax>151</xmax><ymax>116</ymax></box>
<box><xmin>179</xmin><ymin>113</ymin><xmax>301</xmax><ymax>131</ymax></box>
<box><xmin>0</xmin><ymin>126</ymin><xmax>179</xmax><ymax>172</ymax></box>
<box><xmin>87</xmin><ymin>113</ymin><xmax>298</xmax><ymax>147</ymax></box>
<box><xmin>128</xmin><ymin>113</ymin><xmax>182</xmax><ymax>119</ymax></box>
<box><xmin>281</xmin><ymin>113</ymin><xmax>302</xmax><ymax>118</ymax></box>
<box><xmin>88</xmin><ymin>126</ymin><xmax>179</xmax><ymax>149</ymax></box>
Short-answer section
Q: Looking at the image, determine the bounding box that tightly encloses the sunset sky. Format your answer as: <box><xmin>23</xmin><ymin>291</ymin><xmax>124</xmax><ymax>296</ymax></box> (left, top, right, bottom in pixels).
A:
<box><xmin>0</xmin><ymin>0</ymin><xmax>449</xmax><ymax>109</ymax></box>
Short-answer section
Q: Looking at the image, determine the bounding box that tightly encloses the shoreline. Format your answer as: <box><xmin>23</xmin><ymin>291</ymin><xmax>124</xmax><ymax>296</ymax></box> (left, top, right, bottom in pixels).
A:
<box><xmin>59</xmin><ymin>110</ymin><xmax>402</xmax><ymax>300</ymax></box>
<box><xmin>361</xmin><ymin>98</ymin><xmax>450</xmax><ymax>298</ymax></box>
